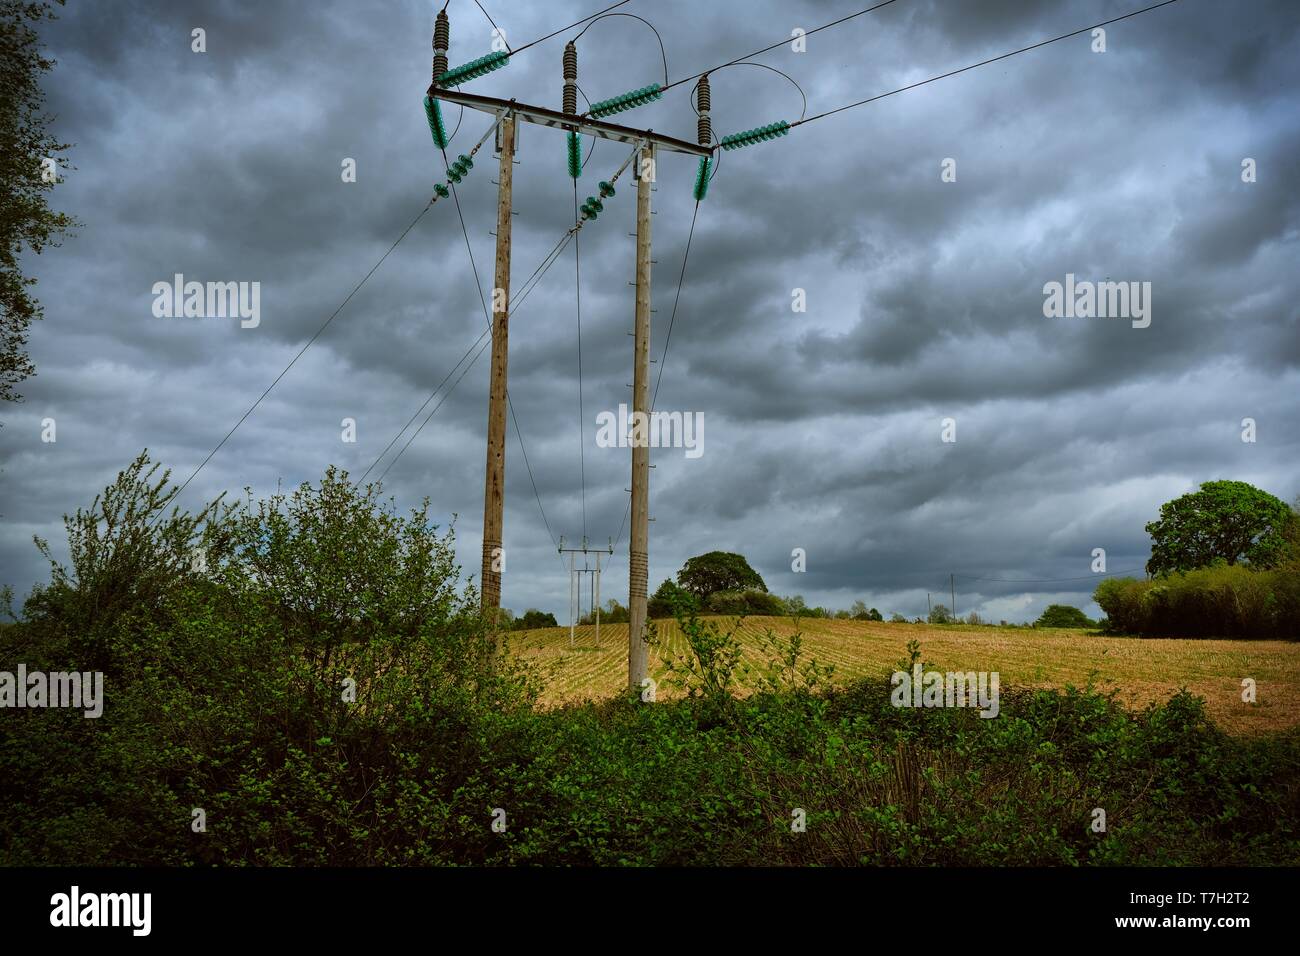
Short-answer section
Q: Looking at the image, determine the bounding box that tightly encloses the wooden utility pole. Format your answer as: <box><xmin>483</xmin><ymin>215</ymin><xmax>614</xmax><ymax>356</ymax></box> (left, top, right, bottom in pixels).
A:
<box><xmin>424</xmin><ymin>86</ymin><xmax>706</xmax><ymax>671</ymax></box>
<box><xmin>481</xmin><ymin>112</ymin><xmax>515</xmax><ymax>614</ymax></box>
<box><xmin>627</xmin><ymin>142</ymin><xmax>654</xmax><ymax>691</ymax></box>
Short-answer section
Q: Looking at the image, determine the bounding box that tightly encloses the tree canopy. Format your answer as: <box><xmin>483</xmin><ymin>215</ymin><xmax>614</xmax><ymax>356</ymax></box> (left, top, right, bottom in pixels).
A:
<box><xmin>1145</xmin><ymin>480</ymin><xmax>1294</xmax><ymax>575</ymax></box>
<box><xmin>1034</xmin><ymin>604</ymin><xmax>1094</xmax><ymax>628</ymax></box>
<box><xmin>676</xmin><ymin>551</ymin><xmax>767</xmax><ymax>598</ymax></box>
<box><xmin>1</xmin><ymin>0</ymin><xmax>78</xmax><ymax>402</ymax></box>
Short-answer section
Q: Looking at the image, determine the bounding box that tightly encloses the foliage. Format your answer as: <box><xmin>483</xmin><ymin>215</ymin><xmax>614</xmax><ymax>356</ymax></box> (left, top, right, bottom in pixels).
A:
<box><xmin>1</xmin><ymin>0</ymin><xmax>79</xmax><ymax>402</ymax></box>
<box><xmin>703</xmin><ymin>588</ymin><xmax>784</xmax><ymax>616</ymax></box>
<box><xmin>676</xmin><ymin>551</ymin><xmax>767</xmax><ymax>599</ymax></box>
<box><xmin>512</xmin><ymin>609</ymin><xmax>558</xmax><ymax>631</ymax></box>
<box><xmin>580</xmin><ymin>598</ymin><xmax>628</xmax><ymax>625</ymax></box>
<box><xmin>652</xmin><ymin>604</ymin><xmax>744</xmax><ymax>713</ymax></box>
<box><xmin>647</xmin><ymin>578</ymin><xmax>695</xmax><ymax>619</ymax></box>
<box><xmin>1034</xmin><ymin>604</ymin><xmax>1095</xmax><ymax>629</ymax></box>
<box><xmin>1</xmin><ymin>453</ymin><xmax>535</xmax><ymax>865</ymax></box>
<box><xmin>4</xmin><ymin>453</ymin><xmax>1298</xmax><ymax>867</ymax></box>
<box><xmin>1146</xmin><ymin>480</ymin><xmax>1294</xmax><ymax>575</ymax></box>
<box><xmin>927</xmin><ymin>603</ymin><xmax>954</xmax><ymax>625</ymax></box>
<box><xmin>1095</xmin><ymin>565</ymin><xmax>1300</xmax><ymax>639</ymax></box>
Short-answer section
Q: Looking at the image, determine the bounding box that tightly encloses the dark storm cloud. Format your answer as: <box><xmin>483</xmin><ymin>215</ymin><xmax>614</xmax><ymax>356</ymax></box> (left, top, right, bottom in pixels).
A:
<box><xmin>3</xmin><ymin>0</ymin><xmax>1298</xmax><ymax>624</ymax></box>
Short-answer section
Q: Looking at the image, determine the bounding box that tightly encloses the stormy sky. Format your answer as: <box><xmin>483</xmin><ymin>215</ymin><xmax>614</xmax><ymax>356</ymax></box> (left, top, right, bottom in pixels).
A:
<box><xmin>3</xmin><ymin>0</ymin><xmax>1298</xmax><ymax>623</ymax></box>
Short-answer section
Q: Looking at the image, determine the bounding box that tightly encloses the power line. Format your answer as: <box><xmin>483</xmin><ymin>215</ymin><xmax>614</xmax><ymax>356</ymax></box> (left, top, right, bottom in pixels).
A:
<box><xmin>375</xmin><ymin>334</ymin><xmax>492</xmax><ymax>486</ymax></box>
<box><xmin>369</xmin><ymin>230</ymin><xmax>576</xmax><ymax>485</ymax></box>
<box><xmin>791</xmin><ymin>0</ymin><xmax>1184</xmax><ymax>129</ymax></box>
<box><xmin>365</xmin><ymin>135</ymin><xmax>630</xmax><ymax>487</ymax></box>
<box><xmin>958</xmin><ymin>568</ymin><xmax>1147</xmax><ymax>585</ymax></box>
<box><xmin>468</xmin><ymin>0</ymin><xmax>512</xmax><ymax>52</ymax></box>
<box><xmin>166</xmin><ymin>199</ymin><xmax>434</xmax><ymax>511</ymax></box>
<box><xmin>660</xmin><ymin>0</ymin><xmax>904</xmax><ymax>96</ymax></box>
<box><xmin>573</xmin><ymin>12</ymin><xmax>669</xmax><ymax>88</ymax></box>
<box><xmin>689</xmin><ymin>62</ymin><xmax>807</xmax><ymax>123</ymax></box>
<box><xmin>509</xmin><ymin>0</ymin><xmax>632</xmax><ymax>58</ymax></box>
<box><xmin>164</xmin><ymin>116</ymin><xmax>505</xmax><ymax>512</ymax></box>
<box><xmin>573</xmin><ymin>182</ymin><xmax>588</xmax><ymax>542</ymax></box>
<box><xmin>440</xmin><ymin>143</ymin><xmax>562</xmax><ymax>551</ymax></box>
<box><xmin>358</xmin><ymin>325</ymin><xmax>488</xmax><ymax>485</ymax></box>
<box><xmin>612</xmin><ymin>200</ymin><xmax>703</xmax><ymax>559</ymax></box>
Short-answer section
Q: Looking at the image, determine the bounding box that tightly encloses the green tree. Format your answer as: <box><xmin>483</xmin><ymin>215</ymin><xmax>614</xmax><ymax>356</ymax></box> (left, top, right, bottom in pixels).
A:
<box><xmin>927</xmin><ymin>603</ymin><xmax>953</xmax><ymax>624</ymax></box>
<box><xmin>1</xmin><ymin>0</ymin><xmax>78</xmax><ymax>402</ymax></box>
<box><xmin>1034</xmin><ymin>604</ymin><xmax>1094</xmax><ymax>628</ymax></box>
<box><xmin>581</xmin><ymin>599</ymin><xmax>628</xmax><ymax>625</ymax></box>
<box><xmin>676</xmin><ymin>551</ymin><xmax>766</xmax><ymax>599</ymax></box>
<box><xmin>648</xmin><ymin>578</ymin><xmax>694</xmax><ymax>618</ymax></box>
<box><xmin>1145</xmin><ymin>480</ymin><xmax>1294</xmax><ymax>575</ymax></box>
<box><xmin>512</xmin><ymin>608</ymin><xmax>557</xmax><ymax>630</ymax></box>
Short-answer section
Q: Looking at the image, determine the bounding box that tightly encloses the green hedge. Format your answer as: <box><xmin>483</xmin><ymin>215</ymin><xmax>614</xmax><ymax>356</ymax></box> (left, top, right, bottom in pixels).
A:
<box><xmin>3</xmin><ymin>454</ymin><xmax>1298</xmax><ymax>866</ymax></box>
<box><xmin>1095</xmin><ymin>565</ymin><xmax>1300</xmax><ymax>639</ymax></box>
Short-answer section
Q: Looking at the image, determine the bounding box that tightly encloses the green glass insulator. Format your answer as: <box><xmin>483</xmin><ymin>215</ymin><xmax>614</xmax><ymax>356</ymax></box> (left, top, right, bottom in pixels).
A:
<box><xmin>692</xmin><ymin>156</ymin><xmax>711</xmax><ymax>201</ymax></box>
<box><xmin>567</xmin><ymin>132</ymin><xmax>582</xmax><ymax>179</ymax></box>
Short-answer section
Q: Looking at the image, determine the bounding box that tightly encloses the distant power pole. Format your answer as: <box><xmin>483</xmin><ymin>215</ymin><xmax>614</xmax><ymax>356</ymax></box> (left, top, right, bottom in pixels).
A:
<box><xmin>627</xmin><ymin>142</ymin><xmax>655</xmax><ymax>691</ymax></box>
<box><xmin>927</xmin><ymin>592</ymin><xmax>932</xmax><ymax>619</ymax></box>
<box><xmin>481</xmin><ymin>114</ymin><xmax>515</xmax><ymax>615</ymax></box>
<box><xmin>950</xmin><ymin>573</ymin><xmax>956</xmax><ymax>619</ymax></box>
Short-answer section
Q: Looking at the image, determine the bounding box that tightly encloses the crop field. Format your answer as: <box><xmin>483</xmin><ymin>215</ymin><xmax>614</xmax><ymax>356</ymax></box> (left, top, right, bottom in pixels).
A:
<box><xmin>511</xmin><ymin>616</ymin><xmax>1300</xmax><ymax>735</ymax></box>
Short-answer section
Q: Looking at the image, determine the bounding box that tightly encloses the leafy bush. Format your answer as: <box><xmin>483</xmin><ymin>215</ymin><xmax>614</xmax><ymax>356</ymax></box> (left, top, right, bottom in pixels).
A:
<box><xmin>4</xmin><ymin>454</ymin><xmax>1298</xmax><ymax>867</ymax></box>
<box><xmin>704</xmin><ymin>588</ymin><xmax>785</xmax><ymax>616</ymax></box>
<box><xmin>1</xmin><ymin>454</ymin><xmax>535</xmax><ymax>865</ymax></box>
<box><xmin>648</xmin><ymin>578</ymin><xmax>694</xmax><ymax>619</ymax></box>
<box><xmin>1096</xmin><ymin>565</ymin><xmax>1300</xmax><ymax>638</ymax></box>
<box><xmin>927</xmin><ymin>603</ymin><xmax>954</xmax><ymax>624</ymax></box>
<box><xmin>512</xmin><ymin>609</ymin><xmax>558</xmax><ymax>631</ymax></box>
<box><xmin>1034</xmin><ymin>604</ymin><xmax>1095</xmax><ymax>628</ymax></box>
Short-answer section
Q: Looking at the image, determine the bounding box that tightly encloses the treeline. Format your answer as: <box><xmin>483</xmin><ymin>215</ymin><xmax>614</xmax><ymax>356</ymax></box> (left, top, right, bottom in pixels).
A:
<box><xmin>1095</xmin><ymin>480</ymin><xmax>1299</xmax><ymax>640</ymax></box>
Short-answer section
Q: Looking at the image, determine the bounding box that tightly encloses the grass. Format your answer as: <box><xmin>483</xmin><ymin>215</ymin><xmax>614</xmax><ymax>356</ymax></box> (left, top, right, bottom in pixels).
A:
<box><xmin>511</xmin><ymin>616</ymin><xmax>1300</xmax><ymax>736</ymax></box>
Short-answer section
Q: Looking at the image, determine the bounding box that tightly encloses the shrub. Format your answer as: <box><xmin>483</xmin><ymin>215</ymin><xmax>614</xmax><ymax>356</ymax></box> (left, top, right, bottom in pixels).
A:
<box><xmin>512</xmin><ymin>609</ymin><xmax>558</xmax><ymax>631</ymax></box>
<box><xmin>5</xmin><ymin>453</ymin><xmax>1298</xmax><ymax>867</ymax></box>
<box><xmin>927</xmin><ymin>604</ymin><xmax>954</xmax><ymax>625</ymax></box>
<box><xmin>1034</xmin><ymin>604</ymin><xmax>1094</xmax><ymax>628</ymax></box>
<box><xmin>704</xmin><ymin>588</ymin><xmax>785</xmax><ymax>616</ymax></box>
<box><xmin>1095</xmin><ymin>565</ymin><xmax>1300</xmax><ymax>638</ymax></box>
<box><xmin>648</xmin><ymin>578</ymin><xmax>694</xmax><ymax>619</ymax></box>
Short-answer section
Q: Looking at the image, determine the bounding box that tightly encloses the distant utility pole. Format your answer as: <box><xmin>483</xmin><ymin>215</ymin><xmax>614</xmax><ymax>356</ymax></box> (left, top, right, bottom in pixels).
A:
<box><xmin>627</xmin><ymin>142</ymin><xmax>655</xmax><ymax>692</ymax></box>
<box><xmin>950</xmin><ymin>573</ymin><xmax>956</xmax><ymax>620</ymax></box>
<box><xmin>480</xmin><ymin>113</ymin><xmax>515</xmax><ymax>615</ymax></box>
